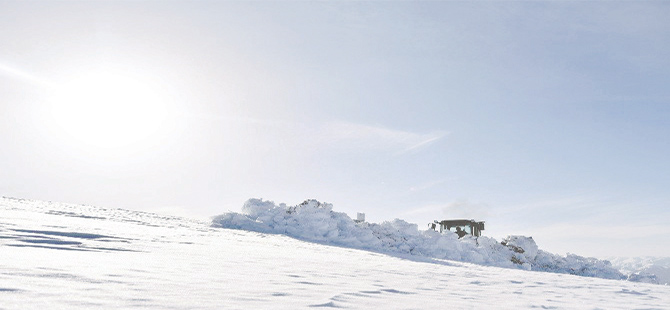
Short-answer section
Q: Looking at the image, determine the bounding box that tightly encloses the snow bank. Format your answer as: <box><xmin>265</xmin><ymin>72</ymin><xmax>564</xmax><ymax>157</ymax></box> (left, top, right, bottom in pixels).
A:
<box><xmin>609</xmin><ymin>257</ymin><xmax>670</xmax><ymax>285</ymax></box>
<box><xmin>213</xmin><ymin>199</ymin><xmax>627</xmax><ymax>281</ymax></box>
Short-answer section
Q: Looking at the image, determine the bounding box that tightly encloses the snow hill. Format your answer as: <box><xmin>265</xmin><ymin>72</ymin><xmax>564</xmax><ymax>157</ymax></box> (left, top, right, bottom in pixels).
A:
<box><xmin>214</xmin><ymin>198</ymin><xmax>658</xmax><ymax>283</ymax></box>
<box><xmin>2</xmin><ymin>196</ymin><xmax>669</xmax><ymax>309</ymax></box>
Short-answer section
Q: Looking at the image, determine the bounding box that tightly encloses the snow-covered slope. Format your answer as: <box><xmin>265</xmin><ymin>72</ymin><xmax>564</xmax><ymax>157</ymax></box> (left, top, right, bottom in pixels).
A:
<box><xmin>1</xmin><ymin>197</ymin><xmax>669</xmax><ymax>309</ymax></box>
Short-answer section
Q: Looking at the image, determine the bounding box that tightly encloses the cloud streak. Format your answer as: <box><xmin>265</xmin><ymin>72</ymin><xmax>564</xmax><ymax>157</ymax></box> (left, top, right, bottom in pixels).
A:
<box><xmin>199</xmin><ymin>116</ymin><xmax>448</xmax><ymax>156</ymax></box>
<box><xmin>318</xmin><ymin>121</ymin><xmax>448</xmax><ymax>154</ymax></box>
<box><xmin>0</xmin><ymin>62</ymin><xmax>51</xmax><ymax>87</ymax></box>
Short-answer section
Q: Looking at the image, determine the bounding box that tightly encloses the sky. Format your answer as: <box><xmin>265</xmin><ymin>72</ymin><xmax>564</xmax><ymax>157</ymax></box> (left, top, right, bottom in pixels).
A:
<box><xmin>1</xmin><ymin>1</ymin><xmax>669</xmax><ymax>258</ymax></box>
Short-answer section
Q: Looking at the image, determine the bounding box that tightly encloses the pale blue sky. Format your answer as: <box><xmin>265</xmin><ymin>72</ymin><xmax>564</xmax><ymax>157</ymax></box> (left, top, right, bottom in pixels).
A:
<box><xmin>1</xmin><ymin>1</ymin><xmax>669</xmax><ymax>257</ymax></box>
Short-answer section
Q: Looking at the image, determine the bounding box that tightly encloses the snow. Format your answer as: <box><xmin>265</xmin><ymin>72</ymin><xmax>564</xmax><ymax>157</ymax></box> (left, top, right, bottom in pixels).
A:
<box><xmin>213</xmin><ymin>198</ymin><xmax>626</xmax><ymax>280</ymax></box>
<box><xmin>2</xmin><ymin>196</ymin><xmax>670</xmax><ymax>309</ymax></box>
<box><xmin>609</xmin><ymin>257</ymin><xmax>670</xmax><ymax>285</ymax></box>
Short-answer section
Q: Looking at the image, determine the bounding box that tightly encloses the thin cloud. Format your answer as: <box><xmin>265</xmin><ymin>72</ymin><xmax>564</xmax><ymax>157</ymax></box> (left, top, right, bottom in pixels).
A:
<box><xmin>408</xmin><ymin>179</ymin><xmax>448</xmax><ymax>193</ymax></box>
<box><xmin>404</xmin><ymin>135</ymin><xmax>444</xmax><ymax>153</ymax></box>
<box><xmin>0</xmin><ymin>62</ymin><xmax>51</xmax><ymax>87</ymax></box>
<box><xmin>182</xmin><ymin>117</ymin><xmax>448</xmax><ymax>159</ymax></box>
<box><xmin>319</xmin><ymin>121</ymin><xmax>447</xmax><ymax>154</ymax></box>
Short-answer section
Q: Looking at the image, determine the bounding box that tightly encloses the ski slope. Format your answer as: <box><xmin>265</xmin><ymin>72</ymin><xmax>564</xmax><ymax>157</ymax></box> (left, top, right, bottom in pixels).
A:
<box><xmin>1</xmin><ymin>197</ymin><xmax>669</xmax><ymax>309</ymax></box>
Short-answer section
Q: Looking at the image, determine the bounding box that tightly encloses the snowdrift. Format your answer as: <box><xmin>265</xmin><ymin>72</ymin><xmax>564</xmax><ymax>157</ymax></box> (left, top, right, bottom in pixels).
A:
<box><xmin>609</xmin><ymin>257</ymin><xmax>670</xmax><ymax>285</ymax></box>
<box><xmin>212</xmin><ymin>199</ymin><xmax>626</xmax><ymax>281</ymax></box>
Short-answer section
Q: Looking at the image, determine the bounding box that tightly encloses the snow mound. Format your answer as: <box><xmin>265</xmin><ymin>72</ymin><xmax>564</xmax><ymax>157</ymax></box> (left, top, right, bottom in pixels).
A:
<box><xmin>609</xmin><ymin>257</ymin><xmax>670</xmax><ymax>285</ymax></box>
<box><xmin>213</xmin><ymin>198</ymin><xmax>627</xmax><ymax>281</ymax></box>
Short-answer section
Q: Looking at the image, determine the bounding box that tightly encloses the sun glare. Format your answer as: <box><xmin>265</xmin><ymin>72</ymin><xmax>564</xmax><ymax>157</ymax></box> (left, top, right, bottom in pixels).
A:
<box><xmin>48</xmin><ymin>70</ymin><xmax>173</xmax><ymax>150</ymax></box>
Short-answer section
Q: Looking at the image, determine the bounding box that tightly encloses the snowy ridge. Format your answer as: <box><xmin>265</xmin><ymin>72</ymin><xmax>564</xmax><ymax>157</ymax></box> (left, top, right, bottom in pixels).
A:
<box><xmin>213</xmin><ymin>199</ymin><xmax>629</xmax><ymax>281</ymax></box>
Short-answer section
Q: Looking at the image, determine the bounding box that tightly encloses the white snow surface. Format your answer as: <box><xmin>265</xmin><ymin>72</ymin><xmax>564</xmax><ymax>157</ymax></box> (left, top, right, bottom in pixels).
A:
<box><xmin>213</xmin><ymin>198</ymin><xmax>629</xmax><ymax>281</ymax></box>
<box><xmin>2</xmin><ymin>196</ymin><xmax>669</xmax><ymax>309</ymax></box>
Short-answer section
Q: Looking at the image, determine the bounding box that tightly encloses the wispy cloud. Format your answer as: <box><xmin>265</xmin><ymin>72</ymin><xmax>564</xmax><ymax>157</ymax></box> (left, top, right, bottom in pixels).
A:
<box><xmin>318</xmin><ymin>121</ymin><xmax>448</xmax><ymax>154</ymax></box>
<box><xmin>0</xmin><ymin>62</ymin><xmax>51</xmax><ymax>87</ymax></box>
<box><xmin>408</xmin><ymin>179</ymin><xmax>448</xmax><ymax>193</ymax></box>
<box><xmin>404</xmin><ymin>135</ymin><xmax>443</xmax><ymax>153</ymax></box>
<box><xmin>197</xmin><ymin>116</ymin><xmax>448</xmax><ymax>156</ymax></box>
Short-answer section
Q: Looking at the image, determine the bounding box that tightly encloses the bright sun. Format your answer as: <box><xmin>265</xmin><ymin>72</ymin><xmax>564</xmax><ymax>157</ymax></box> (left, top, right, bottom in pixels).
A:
<box><xmin>48</xmin><ymin>70</ymin><xmax>172</xmax><ymax>150</ymax></box>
